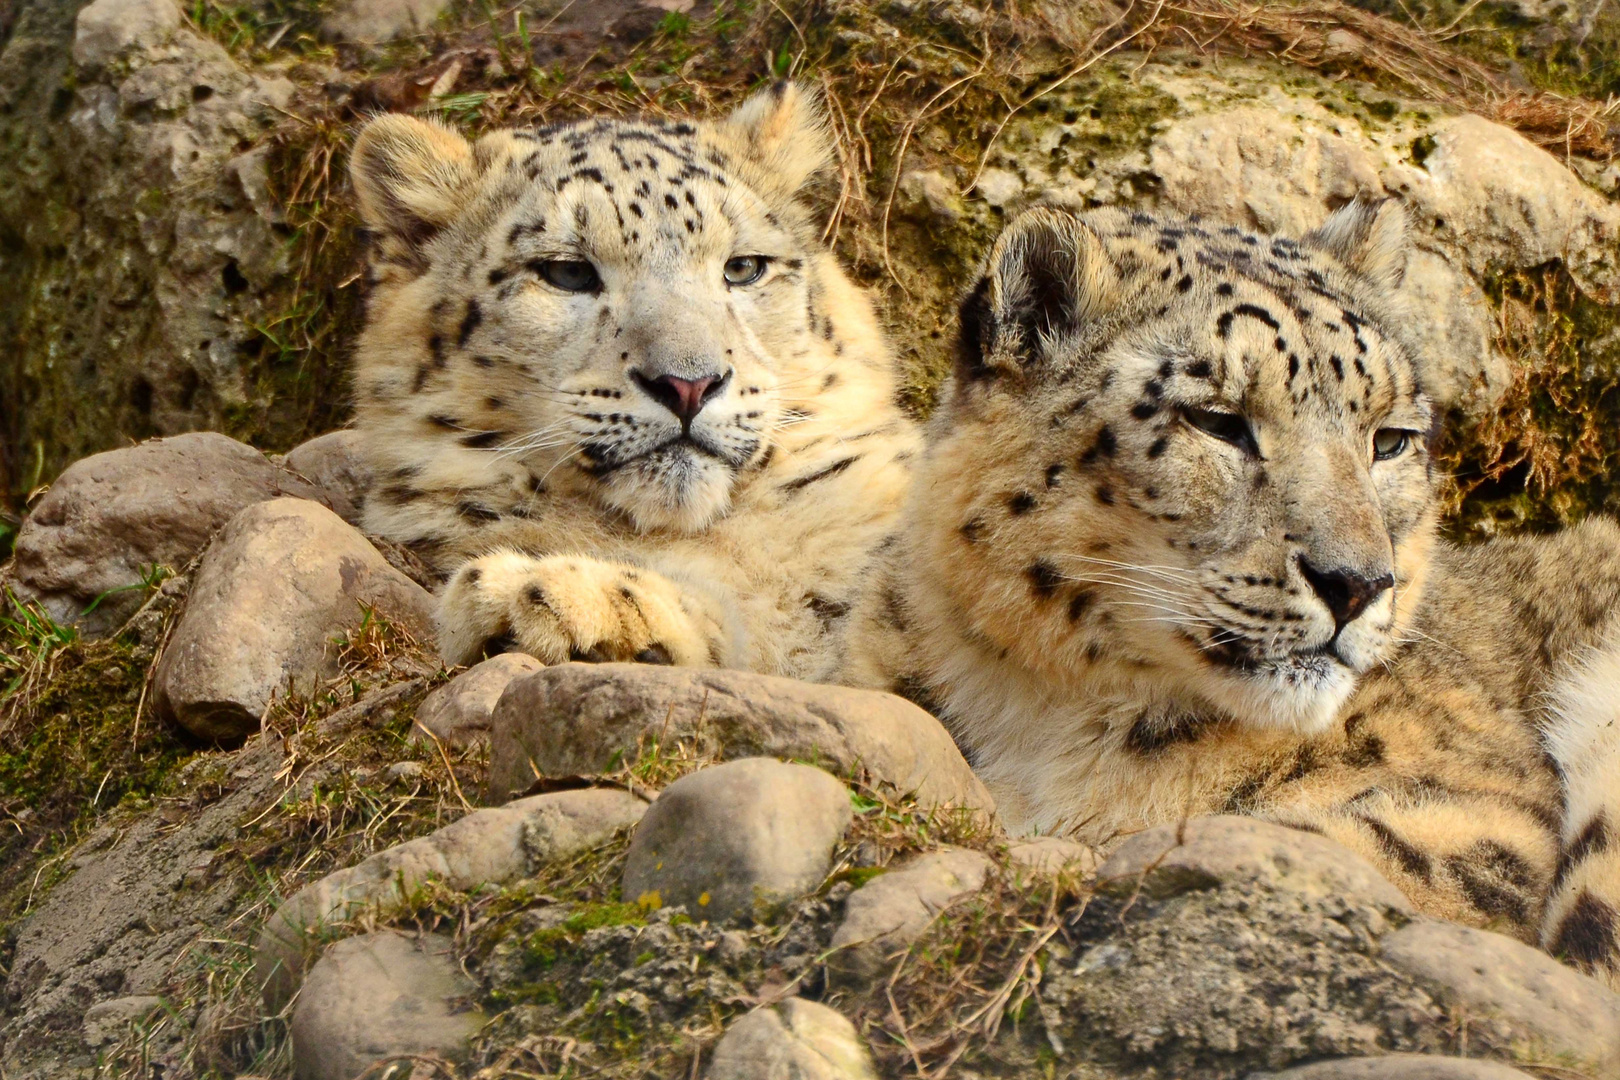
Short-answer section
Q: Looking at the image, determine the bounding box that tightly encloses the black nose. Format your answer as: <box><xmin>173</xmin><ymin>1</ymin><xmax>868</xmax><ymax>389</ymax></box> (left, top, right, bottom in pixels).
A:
<box><xmin>633</xmin><ymin>370</ymin><xmax>728</xmax><ymax>426</ymax></box>
<box><xmin>1298</xmin><ymin>556</ymin><xmax>1394</xmax><ymax>632</ymax></box>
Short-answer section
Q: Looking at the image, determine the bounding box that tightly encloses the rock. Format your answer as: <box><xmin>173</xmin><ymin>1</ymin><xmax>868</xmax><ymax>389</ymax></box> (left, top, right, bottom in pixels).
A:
<box><xmin>1006</xmin><ymin>835</ymin><xmax>1098</xmax><ymax>876</ymax></box>
<box><xmin>2</xmin><ymin>738</ymin><xmax>287</xmax><ymax>1063</ymax></box>
<box><xmin>1260</xmin><ymin>1055</ymin><xmax>1539</xmax><ymax>1079</ymax></box>
<box><xmin>282</xmin><ymin>430</ymin><xmax>372</xmax><ymax>526</ymax></box>
<box><xmin>706</xmin><ymin>998</ymin><xmax>877</xmax><ymax>1080</ymax></box>
<box><xmin>899</xmin><ymin>169</ymin><xmax>965</xmax><ymax>221</ymax></box>
<box><xmin>153</xmin><ymin>498</ymin><xmax>433</xmax><ymax>742</ymax></box>
<box><xmin>258</xmin><ymin>787</ymin><xmax>647</xmax><ymax>1011</ymax></box>
<box><xmin>1388</xmin><ymin>113</ymin><xmax>1620</xmax><ymax>303</ymax></box>
<box><xmin>1380</xmin><ymin>920</ymin><xmax>1620</xmax><ymax>1075</ymax></box>
<box><xmin>487</xmin><ymin>664</ymin><xmax>993</xmax><ymax>816</ymax></box>
<box><xmin>81</xmin><ymin>995</ymin><xmax>163</xmax><ymax>1049</ymax></box>
<box><xmin>414</xmin><ymin>653</ymin><xmax>543</xmax><ymax>750</ymax></box>
<box><xmin>828</xmin><ymin>848</ymin><xmax>992</xmax><ymax>988</ymax></box>
<box><xmin>290</xmin><ymin>932</ymin><xmax>482</xmax><ymax>1080</ymax></box>
<box><xmin>622</xmin><ymin>759</ymin><xmax>852</xmax><ymax>924</ymax></box>
<box><xmin>973</xmin><ymin>167</ymin><xmax>1025</xmax><ymax>208</ymax></box>
<box><xmin>72</xmin><ymin>0</ymin><xmax>182</xmax><ymax>70</ymax></box>
<box><xmin>8</xmin><ymin>434</ymin><xmax>327</xmax><ymax>635</ymax></box>
<box><xmin>1095</xmin><ymin>815</ymin><xmax>1414</xmax><ymax>914</ymax></box>
<box><xmin>321</xmin><ymin>0</ymin><xmax>452</xmax><ymax>43</ymax></box>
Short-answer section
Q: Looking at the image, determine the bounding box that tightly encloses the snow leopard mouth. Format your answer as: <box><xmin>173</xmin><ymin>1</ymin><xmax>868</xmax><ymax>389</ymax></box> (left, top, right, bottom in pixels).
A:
<box><xmin>580</xmin><ymin>433</ymin><xmax>740</xmax><ymax>477</ymax></box>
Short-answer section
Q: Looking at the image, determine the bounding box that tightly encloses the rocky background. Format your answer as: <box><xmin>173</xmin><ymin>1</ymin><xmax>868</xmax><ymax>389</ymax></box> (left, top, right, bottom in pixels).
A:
<box><xmin>1</xmin><ymin>0</ymin><xmax>1620</xmax><ymax>1078</ymax></box>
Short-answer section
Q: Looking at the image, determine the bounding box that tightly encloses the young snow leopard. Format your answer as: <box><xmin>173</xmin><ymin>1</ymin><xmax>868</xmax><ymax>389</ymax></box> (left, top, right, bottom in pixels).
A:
<box><xmin>845</xmin><ymin>200</ymin><xmax>1620</xmax><ymax>986</ymax></box>
<box><xmin>348</xmin><ymin>83</ymin><xmax>918</xmax><ymax>680</ymax></box>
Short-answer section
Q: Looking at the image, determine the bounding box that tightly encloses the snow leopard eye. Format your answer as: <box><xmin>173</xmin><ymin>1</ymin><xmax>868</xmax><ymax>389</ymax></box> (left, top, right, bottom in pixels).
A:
<box><xmin>723</xmin><ymin>255</ymin><xmax>768</xmax><ymax>286</ymax></box>
<box><xmin>1372</xmin><ymin>428</ymin><xmax>1414</xmax><ymax>461</ymax></box>
<box><xmin>538</xmin><ymin>260</ymin><xmax>601</xmax><ymax>293</ymax></box>
<box><xmin>1182</xmin><ymin>406</ymin><xmax>1259</xmax><ymax>457</ymax></box>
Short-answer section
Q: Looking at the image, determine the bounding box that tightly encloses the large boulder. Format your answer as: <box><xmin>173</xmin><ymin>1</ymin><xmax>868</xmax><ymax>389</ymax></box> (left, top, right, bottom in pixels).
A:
<box><xmin>487</xmin><ymin>663</ymin><xmax>993</xmax><ymax>816</ymax></box>
<box><xmin>7</xmin><ymin>434</ymin><xmax>326</xmax><ymax>634</ymax></box>
<box><xmin>153</xmin><ymin>498</ymin><xmax>433</xmax><ymax>742</ymax></box>
<box><xmin>622</xmin><ymin>758</ymin><xmax>853</xmax><ymax>924</ymax></box>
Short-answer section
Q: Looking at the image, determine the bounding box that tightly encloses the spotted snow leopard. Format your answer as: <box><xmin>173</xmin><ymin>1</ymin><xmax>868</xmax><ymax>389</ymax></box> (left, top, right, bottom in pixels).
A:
<box><xmin>347</xmin><ymin>82</ymin><xmax>918</xmax><ymax>681</ymax></box>
<box><xmin>844</xmin><ymin>199</ymin><xmax>1620</xmax><ymax>987</ymax></box>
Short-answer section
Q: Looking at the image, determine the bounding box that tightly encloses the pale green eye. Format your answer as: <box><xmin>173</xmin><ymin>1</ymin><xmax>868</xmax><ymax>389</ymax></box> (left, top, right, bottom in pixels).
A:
<box><xmin>724</xmin><ymin>255</ymin><xmax>767</xmax><ymax>286</ymax></box>
<box><xmin>1372</xmin><ymin>428</ymin><xmax>1411</xmax><ymax>461</ymax></box>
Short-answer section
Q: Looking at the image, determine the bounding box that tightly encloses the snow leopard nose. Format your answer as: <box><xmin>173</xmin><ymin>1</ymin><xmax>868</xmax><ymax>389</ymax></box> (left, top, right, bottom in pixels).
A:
<box><xmin>1298</xmin><ymin>556</ymin><xmax>1394</xmax><ymax>633</ymax></box>
<box><xmin>634</xmin><ymin>370</ymin><xmax>729</xmax><ymax>426</ymax></box>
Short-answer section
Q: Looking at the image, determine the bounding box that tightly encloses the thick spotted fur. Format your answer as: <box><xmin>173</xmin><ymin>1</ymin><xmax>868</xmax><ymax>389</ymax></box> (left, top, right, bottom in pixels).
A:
<box><xmin>844</xmin><ymin>201</ymin><xmax>1620</xmax><ymax>986</ymax></box>
<box><xmin>350</xmin><ymin>83</ymin><xmax>917</xmax><ymax>679</ymax></box>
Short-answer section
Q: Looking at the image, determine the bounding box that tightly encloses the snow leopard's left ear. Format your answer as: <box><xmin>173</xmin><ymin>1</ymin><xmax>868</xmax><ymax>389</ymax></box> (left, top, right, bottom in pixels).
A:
<box><xmin>1304</xmin><ymin>197</ymin><xmax>1411</xmax><ymax>292</ymax></box>
<box><xmin>723</xmin><ymin>80</ymin><xmax>832</xmax><ymax>196</ymax></box>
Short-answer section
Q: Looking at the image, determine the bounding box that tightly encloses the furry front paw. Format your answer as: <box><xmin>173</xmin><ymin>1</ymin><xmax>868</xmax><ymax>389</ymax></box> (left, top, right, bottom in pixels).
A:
<box><xmin>436</xmin><ymin>551</ymin><xmax>719</xmax><ymax>667</ymax></box>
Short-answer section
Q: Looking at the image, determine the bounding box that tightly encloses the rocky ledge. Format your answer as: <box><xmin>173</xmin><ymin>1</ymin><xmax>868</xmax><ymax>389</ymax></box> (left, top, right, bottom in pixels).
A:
<box><xmin>3</xmin><ymin>431</ymin><xmax>1620</xmax><ymax>1080</ymax></box>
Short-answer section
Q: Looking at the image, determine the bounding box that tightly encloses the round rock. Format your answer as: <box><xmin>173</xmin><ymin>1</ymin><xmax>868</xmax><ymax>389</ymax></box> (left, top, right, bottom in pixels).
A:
<box><xmin>154</xmin><ymin>498</ymin><xmax>433</xmax><ymax>742</ymax></box>
<box><xmin>9</xmin><ymin>433</ymin><xmax>326</xmax><ymax>635</ymax></box>
<box><xmin>706</xmin><ymin>998</ymin><xmax>876</xmax><ymax>1080</ymax></box>
<box><xmin>828</xmin><ymin>847</ymin><xmax>992</xmax><ymax>989</ymax></box>
<box><xmin>281</xmin><ymin>429</ymin><xmax>372</xmax><ymax>526</ymax></box>
<box><xmin>623</xmin><ymin>758</ymin><xmax>852</xmax><ymax>924</ymax></box>
<box><xmin>488</xmin><ymin>663</ymin><xmax>992</xmax><ymax>816</ymax></box>
<box><xmin>413</xmin><ymin>653</ymin><xmax>543</xmax><ymax>750</ymax></box>
<box><xmin>1381</xmin><ymin>920</ymin><xmax>1620</xmax><ymax>1075</ymax></box>
<box><xmin>1096</xmin><ymin>816</ymin><xmax>1413</xmax><ymax>913</ymax></box>
<box><xmin>290</xmin><ymin>932</ymin><xmax>482</xmax><ymax>1080</ymax></box>
<box><xmin>1258</xmin><ymin>1054</ymin><xmax>1539</xmax><ymax>1078</ymax></box>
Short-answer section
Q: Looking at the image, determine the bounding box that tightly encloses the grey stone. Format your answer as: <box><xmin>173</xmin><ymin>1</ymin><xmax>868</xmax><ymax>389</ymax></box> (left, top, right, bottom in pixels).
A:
<box><xmin>282</xmin><ymin>430</ymin><xmax>372</xmax><ymax>526</ymax></box>
<box><xmin>153</xmin><ymin>498</ymin><xmax>434</xmax><ymax>742</ymax></box>
<box><xmin>9</xmin><ymin>434</ymin><xmax>327</xmax><ymax>635</ymax></box>
<box><xmin>1096</xmin><ymin>815</ymin><xmax>1414</xmax><ymax>914</ymax></box>
<box><xmin>1259</xmin><ymin>1054</ymin><xmax>1539</xmax><ymax>1079</ymax></box>
<box><xmin>1380</xmin><ymin>920</ymin><xmax>1620</xmax><ymax>1076</ymax></box>
<box><xmin>72</xmin><ymin>0</ymin><xmax>182</xmax><ymax>70</ymax></box>
<box><xmin>258</xmin><ymin>787</ymin><xmax>647</xmax><ymax>1011</ymax></box>
<box><xmin>828</xmin><ymin>848</ymin><xmax>991</xmax><ymax>988</ymax></box>
<box><xmin>414</xmin><ymin>653</ymin><xmax>543</xmax><ymax>750</ymax></box>
<box><xmin>1006</xmin><ymin>835</ymin><xmax>1098</xmax><ymax>876</ymax></box>
<box><xmin>487</xmin><ymin>664</ymin><xmax>993</xmax><ymax>816</ymax></box>
<box><xmin>707</xmin><ymin>998</ymin><xmax>877</xmax><ymax>1080</ymax></box>
<box><xmin>622</xmin><ymin>758</ymin><xmax>852</xmax><ymax>924</ymax></box>
<box><xmin>321</xmin><ymin>0</ymin><xmax>451</xmax><ymax>43</ymax></box>
<box><xmin>899</xmin><ymin>169</ymin><xmax>965</xmax><ymax>221</ymax></box>
<box><xmin>290</xmin><ymin>932</ymin><xmax>482</xmax><ymax>1080</ymax></box>
<box><xmin>81</xmin><ymin>995</ymin><xmax>163</xmax><ymax>1049</ymax></box>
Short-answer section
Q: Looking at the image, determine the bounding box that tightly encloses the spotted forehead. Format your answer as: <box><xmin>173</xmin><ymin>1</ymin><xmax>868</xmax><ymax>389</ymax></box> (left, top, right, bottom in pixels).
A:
<box><xmin>1103</xmin><ymin>214</ymin><xmax>1422</xmax><ymax>414</ymax></box>
<box><xmin>505</xmin><ymin>117</ymin><xmax>735</xmax><ymax>192</ymax></box>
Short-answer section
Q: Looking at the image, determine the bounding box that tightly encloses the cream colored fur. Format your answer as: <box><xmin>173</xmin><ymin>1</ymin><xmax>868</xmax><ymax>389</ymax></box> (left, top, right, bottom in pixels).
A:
<box><xmin>349</xmin><ymin>83</ymin><xmax>917</xmax><ymax>679</ymax></box>
<box><xmin>847</xmin><ymin>201</ymin><xmax>1620</xmax><ymax>986</ymax></box>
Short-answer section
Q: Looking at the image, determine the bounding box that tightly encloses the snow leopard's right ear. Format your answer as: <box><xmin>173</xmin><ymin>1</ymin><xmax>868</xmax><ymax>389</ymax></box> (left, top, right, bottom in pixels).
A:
<box><xmin>723</xmin><ymin>80</ymin><xmax>833</xmax><ymax>198</ymax></box>
<box><xmin>957</xmin><ymin>207</ymin><xmax>1120</xmax><ymax>382</ymax></box>
<box><xmin>351</xmin><ymin>113</ymin><xmax>478</xmax><ymax>247</ymax></box>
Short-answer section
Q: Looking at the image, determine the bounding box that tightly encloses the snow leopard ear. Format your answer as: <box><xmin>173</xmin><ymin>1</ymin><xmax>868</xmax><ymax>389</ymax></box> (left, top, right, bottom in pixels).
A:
<box><xmin>724</xmin><ymin>80</ymin><xmax>832</xmax><ymax>196</ymax></box>
<box><xmin>1304</xmin><ymin>197</ymin><xmax>1410</xmax><ymax>292</ymax></box>
<box><xmin>957</xmin><ymin>207</ymin><xmax>1120</xmax><ymax>381</ymax></box>
<box><xmin>351</xmin><ymin>113</ymin><xmax>479</xmax><ymax>247</ymax></box>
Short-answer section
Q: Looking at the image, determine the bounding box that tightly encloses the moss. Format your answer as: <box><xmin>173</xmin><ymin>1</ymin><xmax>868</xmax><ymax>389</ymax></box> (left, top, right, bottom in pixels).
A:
<box><xmin>1438</xmin><ymin>263</ymin><xmax>1620</xmax><ymax>539</ymax></box>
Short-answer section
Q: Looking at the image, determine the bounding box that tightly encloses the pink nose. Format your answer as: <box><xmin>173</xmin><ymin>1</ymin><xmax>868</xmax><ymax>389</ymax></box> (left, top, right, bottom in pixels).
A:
<box><xmin>636</xmin><ymin>371</ymin><xmax>725</xmax><ymax>426</ymax></box>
